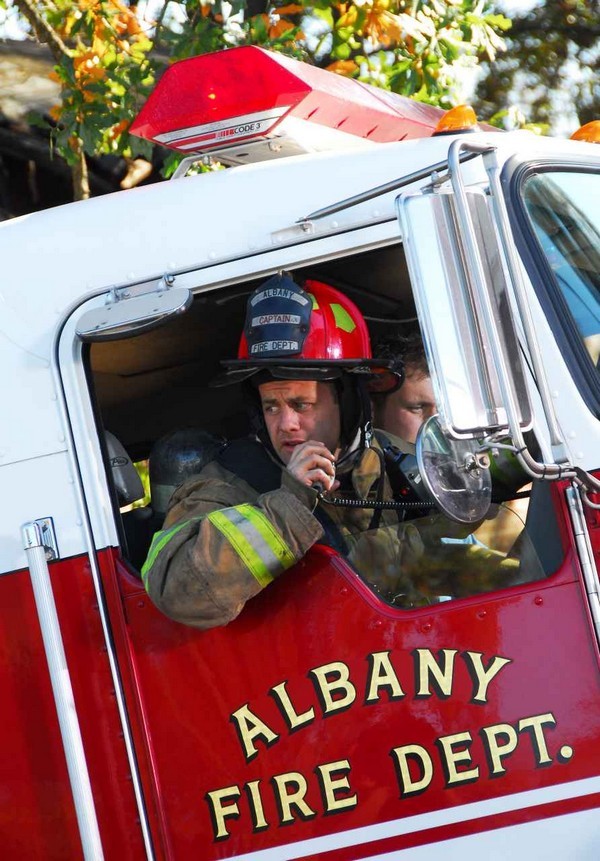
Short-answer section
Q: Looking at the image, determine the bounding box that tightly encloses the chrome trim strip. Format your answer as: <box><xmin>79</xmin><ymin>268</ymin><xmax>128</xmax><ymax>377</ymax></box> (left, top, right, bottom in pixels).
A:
<box><xmin>51</xmin><ymin>325</ymin><xmax>156</xmax><ymax>859</ymax></box>
<box><xmin>233</xmin><ymin>775</ymin><xmax>600</xmax><ymax>860</ymax></box>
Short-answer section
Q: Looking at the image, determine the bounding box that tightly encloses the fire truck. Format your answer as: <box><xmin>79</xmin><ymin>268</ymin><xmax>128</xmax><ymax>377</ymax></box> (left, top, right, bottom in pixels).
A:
<box><xmin>1</xmin><ymin>45</ymin><xmax>599</xmax><ymax>860</ymax></box>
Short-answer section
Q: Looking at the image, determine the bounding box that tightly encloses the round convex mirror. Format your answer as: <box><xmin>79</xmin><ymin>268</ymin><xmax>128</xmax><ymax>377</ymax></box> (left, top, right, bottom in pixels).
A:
<box><xmin>416</xmin><ymin>415</ymin><xmax>492</xmax><ymax>523</ymax></box>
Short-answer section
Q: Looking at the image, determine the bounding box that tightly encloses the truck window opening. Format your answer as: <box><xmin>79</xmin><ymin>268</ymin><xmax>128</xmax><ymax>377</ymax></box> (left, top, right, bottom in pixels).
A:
<box><xmin>86</xmin><ymin>243</ymin><xmax>562</xmax><ymax>609</ymax></box>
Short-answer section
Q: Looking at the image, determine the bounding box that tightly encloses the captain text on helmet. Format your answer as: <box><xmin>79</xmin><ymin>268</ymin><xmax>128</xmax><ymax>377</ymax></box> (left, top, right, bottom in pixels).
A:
<box><xmin>139</xmin><ymin>273</ymin><xmax>420</xmax><ymax>628</ymax></box>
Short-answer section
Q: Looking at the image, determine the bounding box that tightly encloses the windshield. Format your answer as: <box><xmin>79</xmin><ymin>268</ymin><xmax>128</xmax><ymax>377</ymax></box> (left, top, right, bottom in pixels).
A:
<box><xmin>522</xmin><ymin>170</ymin><xmax>600</xmax><ymax>369</ymax></box>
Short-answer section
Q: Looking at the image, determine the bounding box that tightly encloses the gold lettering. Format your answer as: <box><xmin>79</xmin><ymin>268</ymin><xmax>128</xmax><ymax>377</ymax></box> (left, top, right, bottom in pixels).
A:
<box><xmin>205</xmin><ymin>785</ymin><xmax>241</xmax><ymax>840</ymax></box>
<box><xmin>272</xmin><ymin>772</ymin><xmax>317</xmax><ymax>824</ymax></box>
<box><xmin>464</xmin><ymin>651</ymin><xmax>512</xmax><ymax>704</ymax></box>
<box><xmin>230</xmin><ymin>703</ymin><xmax>279</xmax><ymax>762</ymax></box>
<box><xmin>365</xmin><ymin>651</ymin><xmax>405</xmax><ymax>703</ymax></box>
<box><xmin>414</xmin><ymin>648</ymin><xmax>457</xmax><ymax>698</ymax></box>
<box><xmin>244</xmin><ymin>780</ymin><xmax>268</xmax><ymax>831</ymax></box>
<box><xmin>390</xmin><ymin>744</ymin><xmax>433</xmax><ymax>797</ymax></box>
<box><xmin>315</xmin><ymin>760</ymin><xmax>358</xmax><ymax>813</ymax></box>
<box><xmin>270</xmin><ymin>681</ymin><xmax>315</xmax><ymax>730</ymax></box>
<box><xmin>436</xmin><ymin>731</ymin><xmax>479</xmax><ymax>786</ymax></box>
<box><xmin>519</xmin><ymin>713</ymin><xmax>556</xmax><ymax>765</ymax></box>
<box><xmin>480</xmin><ymin>723</ymin><xmax>519</xmax><ymax>775</ymax></box>
<box><xmin>310</xmin><ymin>662</ymin><xmax>356</xmax><ymax>715</ymax></box>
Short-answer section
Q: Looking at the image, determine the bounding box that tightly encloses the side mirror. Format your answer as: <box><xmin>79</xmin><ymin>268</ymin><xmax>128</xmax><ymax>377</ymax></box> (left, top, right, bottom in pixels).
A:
<box><xmin>416</xmin><ymin>415</ymin><xmax>491</xmax><ymax>523</ymax></box>
<box><xmin>397</xmin><ymin>167</ymin><xmax>532</xmax><ymax>440</ymax></box>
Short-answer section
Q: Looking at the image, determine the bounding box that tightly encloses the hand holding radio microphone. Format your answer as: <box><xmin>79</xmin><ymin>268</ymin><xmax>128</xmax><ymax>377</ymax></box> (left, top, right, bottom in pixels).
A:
<box><xmin>286</xmin><ymin>440</ymin><xmax>339</xmax><ymax>494</ymax></box>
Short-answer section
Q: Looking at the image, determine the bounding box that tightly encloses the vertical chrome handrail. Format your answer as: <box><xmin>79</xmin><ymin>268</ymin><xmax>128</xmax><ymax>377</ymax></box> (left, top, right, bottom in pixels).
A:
<box><xmin>22</xmin><ymin>521</ymin><xmax>105</xmax><ymax>860</ymax></box>
<box><xmin>447</xmin><ymin>140</ymin><xmax>530</xmax><ymax>440</ymax></box>
<box><xmin>566</xmin><ymin>486</ymin><xmax>600</xmax><ymax>645</ymax></box>
<box><xmin>483</xmin><ymin>152</ymin><xmax>568</xmax><ymax>457</ymax></box>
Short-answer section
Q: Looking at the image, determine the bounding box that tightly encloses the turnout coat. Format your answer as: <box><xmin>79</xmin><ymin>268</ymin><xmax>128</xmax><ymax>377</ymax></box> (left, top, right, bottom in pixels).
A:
<box><xmin>142</xmin><ymin>435</ymin><xmax>528</xmax><ymax>627</ymax></box>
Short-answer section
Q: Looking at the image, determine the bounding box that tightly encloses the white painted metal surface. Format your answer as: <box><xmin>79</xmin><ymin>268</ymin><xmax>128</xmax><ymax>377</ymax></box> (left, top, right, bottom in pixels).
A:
<box><xmin>0</xmin><ymin>129</ymin><xmax>598</xmax><ymax>581</ymax></box>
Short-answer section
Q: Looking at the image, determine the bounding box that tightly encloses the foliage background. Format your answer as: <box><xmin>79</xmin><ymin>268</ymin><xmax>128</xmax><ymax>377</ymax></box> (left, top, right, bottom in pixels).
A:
<box><xmin>0</xmin><ymin>1</ymin><xmax>598</xmax><ymax>201</ymax></box>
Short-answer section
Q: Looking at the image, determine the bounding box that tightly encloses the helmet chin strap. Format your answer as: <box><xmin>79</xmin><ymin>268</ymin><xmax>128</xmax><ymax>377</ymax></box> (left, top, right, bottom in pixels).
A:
<box><xmin>333</xmin><ymin>375</ymin><xmax>374</xmax><ymax>472</ymax></box>
<box><xmin>315</xmin><ymin>381</ymin><xmax>430</xmax><ymax>512</ymax></box>
<box><xmin>334</xmin><ymin>425</ymin><xmax>368</xmax><ymax>473</ymax></box>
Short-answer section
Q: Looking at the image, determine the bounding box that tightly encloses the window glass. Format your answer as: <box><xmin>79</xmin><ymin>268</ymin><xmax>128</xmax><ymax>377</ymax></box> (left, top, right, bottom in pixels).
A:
<box><xmin>522</xmin><ymin>171</ymin><xmax>600</xmax><ymax>367</ymax></box>
<box><xmin>321</xmin><ymin>458</ymin><xmax>554</xmax><ymax>610</ymax></box>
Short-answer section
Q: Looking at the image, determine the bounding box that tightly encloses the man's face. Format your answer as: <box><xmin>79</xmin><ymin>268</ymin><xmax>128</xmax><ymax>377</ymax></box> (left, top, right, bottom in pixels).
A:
<box><xmin>258</xmin><ymin>379</ymin><xmax>341</xmax><ymax>464</ymax></box>
<box><xmin>374</xmin><ymin>370</ymin><xmax>437</xmax><ymax>444</ymax></box>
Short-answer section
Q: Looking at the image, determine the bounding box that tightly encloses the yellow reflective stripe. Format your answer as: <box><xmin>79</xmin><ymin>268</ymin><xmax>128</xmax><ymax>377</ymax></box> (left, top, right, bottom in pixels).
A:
<box><xmin>141</xmin><ymin>517</ymin><xmax>201</xmax><ymax>587</ymax></box>
<box><xmin>141</xmin><ymin>506</ymin><xmax>296</xmax><ymax>592</ymax></box>
<box><xmin>236</xmin><ymin>504</ymin><xmax>296</xmax><ymax>569</ymax></box>
<box><xmin>207</xmin><ymin>505</ymin><xmax>295</xmax><ymax>587</ymax></box>
<box><xmin>331</xmin><ymin>303</ymin><xmax>356</xmax><ymax>333</ymax></box>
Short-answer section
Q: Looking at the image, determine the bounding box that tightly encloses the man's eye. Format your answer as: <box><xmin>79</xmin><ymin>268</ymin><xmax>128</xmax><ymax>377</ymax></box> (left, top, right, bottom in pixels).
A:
<box><xmin>295</xmin><ymin>402</ymin><xmax>312</xmax><ymax>412</ymax></box>
<box><xmin>263</xmin><ymin>405</ymin><xmax>278</xmax><ymax>415</ymax></box>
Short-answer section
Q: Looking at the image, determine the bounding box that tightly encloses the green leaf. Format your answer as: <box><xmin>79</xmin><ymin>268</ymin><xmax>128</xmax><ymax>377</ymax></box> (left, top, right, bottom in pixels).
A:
<box><xmin>312</xmin><ymin>6</ymin><xmax>334</xmax><ymax>27</ymax></box>
<box><xmin>333</xmin><ymin>42</ymin><xmax>352</xmax><ymax>60</ymax></box>
<box><xmin>129</xmin><ymin>136</ymin><xmax>154</xmax><ymax>161</ymax></box>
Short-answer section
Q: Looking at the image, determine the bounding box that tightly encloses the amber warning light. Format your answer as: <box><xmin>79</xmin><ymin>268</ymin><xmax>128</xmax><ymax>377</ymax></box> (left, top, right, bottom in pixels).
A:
<box><xmin>130</xmin><ymin>46</ymin><xmax>444</xmax><ymax>166</ymax></box>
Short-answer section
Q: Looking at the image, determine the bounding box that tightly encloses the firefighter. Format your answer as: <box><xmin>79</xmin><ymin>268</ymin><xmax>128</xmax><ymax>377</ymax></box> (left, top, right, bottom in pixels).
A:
<box><xmin>142</xmin><ymin>276</ymin><xmax>536</xmax><ymax>625</ymax></box>
<box><xmin>370</xmin><ymin>332</ymin><xmax>438</xmax><ymax>509</ymax></box>
<box><xmin>141</xmin><ymin>273</ymin><xmax>415</xmax><ymax>628</ymax></box>
<box><xmin>372</xmin><ymin>332</ymin><xmax>436</xmax><ymax>446</ymax></box>
<box><xmin>371</xmin><ymin>333</ymin><xmax>544</xmax><ymax>603</ymax></box>
<box><xmin>372</xmin><ymin>332</ymin><xmax>530</xmax><ymax>503</ymax></box>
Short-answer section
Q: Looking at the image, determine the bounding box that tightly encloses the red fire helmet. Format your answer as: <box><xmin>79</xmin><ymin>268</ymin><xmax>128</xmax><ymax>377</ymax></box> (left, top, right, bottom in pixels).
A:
<box><xmin>214</xmin><ymin>274</ymin><xmax>401</xmax><ymax>392</ymax></box>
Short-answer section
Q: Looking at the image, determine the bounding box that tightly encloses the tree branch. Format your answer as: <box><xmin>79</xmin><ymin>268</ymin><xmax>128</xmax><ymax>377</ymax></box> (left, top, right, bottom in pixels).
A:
<box><xmin>13</xmin><ymin>0</ymin><xmax>72</xmax><ymax>63</ymax></box>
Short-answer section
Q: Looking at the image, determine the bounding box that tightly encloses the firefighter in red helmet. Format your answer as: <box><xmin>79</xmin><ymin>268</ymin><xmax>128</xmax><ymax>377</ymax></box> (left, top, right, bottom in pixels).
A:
<box><xmin>141</xmin><ymin>272</ymin><xmax>428</xmax><ymax>628</ymax></box>
<box><xmin>142</xmin><ymin>274</ymin><xmax>531</xmax><ymax>624</ymax></box>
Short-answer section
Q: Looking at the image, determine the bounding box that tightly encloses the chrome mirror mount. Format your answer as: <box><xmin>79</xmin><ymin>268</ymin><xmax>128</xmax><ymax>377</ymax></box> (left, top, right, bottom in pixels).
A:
<box><xmin>416</xmin><ymin>415</ymin><xmax>492</xmax><ymax>524</ymax></box>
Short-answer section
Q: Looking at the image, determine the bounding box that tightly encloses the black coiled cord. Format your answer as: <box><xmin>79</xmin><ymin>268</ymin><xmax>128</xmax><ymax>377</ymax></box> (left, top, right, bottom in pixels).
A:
<box><xmin>317</xmin><ymin>494</ymin><xmax>432</xmax><ymax>509</ymax></box>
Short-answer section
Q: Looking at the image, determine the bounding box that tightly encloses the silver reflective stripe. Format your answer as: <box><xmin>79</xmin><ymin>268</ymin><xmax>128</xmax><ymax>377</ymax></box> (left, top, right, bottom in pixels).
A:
<box><xmin>208</xmin><ymin>506</ymin><xmax>290</xmax><ymax>584</ymax></box>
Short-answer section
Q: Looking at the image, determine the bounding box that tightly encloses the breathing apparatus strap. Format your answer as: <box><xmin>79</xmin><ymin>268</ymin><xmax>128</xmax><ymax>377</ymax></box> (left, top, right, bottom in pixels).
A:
<box><xmin>374</xmin><ymin>431</ymin><xmax>425</xmax><ymax>501</ymax></box>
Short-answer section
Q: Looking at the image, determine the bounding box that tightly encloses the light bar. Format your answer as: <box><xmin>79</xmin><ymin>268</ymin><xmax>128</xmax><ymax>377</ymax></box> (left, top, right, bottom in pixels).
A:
<box><xmin>130</xmin><ymin>46</ymin><xmax>445</xmax><ymax>165</ymax></box>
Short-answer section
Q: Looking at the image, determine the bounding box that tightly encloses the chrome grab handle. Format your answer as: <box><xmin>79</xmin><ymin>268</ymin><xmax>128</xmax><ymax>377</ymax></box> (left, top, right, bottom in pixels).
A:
<box><xmin>22</xmin><ymin>520</ymin><xmax>104</xmax><ymax>861</ymax></box>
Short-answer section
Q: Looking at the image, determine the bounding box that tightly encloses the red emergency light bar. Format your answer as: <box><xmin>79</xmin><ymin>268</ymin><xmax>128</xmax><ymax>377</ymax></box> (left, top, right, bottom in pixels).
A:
<box><xmin>131</xmin><ymin>46</ymin><xmax>445</xmax><ymax>166</ymax></box>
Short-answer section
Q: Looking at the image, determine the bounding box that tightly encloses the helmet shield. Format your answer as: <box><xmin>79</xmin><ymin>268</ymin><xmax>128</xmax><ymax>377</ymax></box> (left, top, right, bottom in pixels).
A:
<box><xmin>242</xmin><ymin>273</ymin><xmax>312</xmax><ymax>359</ymax></box>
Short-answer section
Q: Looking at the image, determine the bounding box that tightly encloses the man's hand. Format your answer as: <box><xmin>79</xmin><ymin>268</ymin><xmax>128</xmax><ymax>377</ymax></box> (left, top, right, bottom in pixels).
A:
<box><xmin>286</xmin><ymin>441</ymin><xmax>340</xmax><ymax>492</ymax></box>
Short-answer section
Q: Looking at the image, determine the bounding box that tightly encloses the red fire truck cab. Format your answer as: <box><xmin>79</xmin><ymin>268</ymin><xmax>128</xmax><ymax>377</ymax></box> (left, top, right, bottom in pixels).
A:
<box><xmin>0</xmin><ymin>46</ymin><xmax>599</xmax><ymax>860</ymax></box>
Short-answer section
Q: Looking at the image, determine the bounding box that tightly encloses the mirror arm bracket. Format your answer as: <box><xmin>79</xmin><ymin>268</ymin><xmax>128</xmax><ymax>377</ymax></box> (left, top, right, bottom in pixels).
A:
<box><xmin>448</xmin><ymin>139</ymin><xmax>573</xmax><ymax>483</ymax></box>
